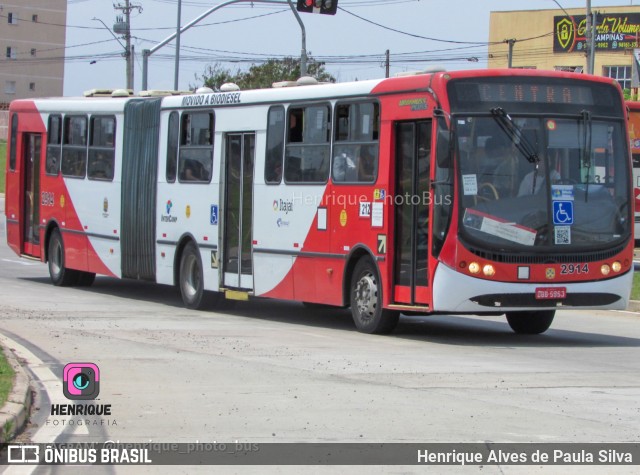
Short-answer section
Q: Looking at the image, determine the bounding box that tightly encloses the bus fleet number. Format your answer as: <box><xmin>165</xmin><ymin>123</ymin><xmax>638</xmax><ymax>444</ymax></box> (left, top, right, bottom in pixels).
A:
<box><xmin>560</xmin><ymin>263</ymin><xmax>588</xmax><ymax>275</ymax></box>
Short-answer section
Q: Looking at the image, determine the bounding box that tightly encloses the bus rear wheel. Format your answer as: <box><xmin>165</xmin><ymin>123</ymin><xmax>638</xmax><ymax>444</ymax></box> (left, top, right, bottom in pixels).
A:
<box><xmin>505</xmin><ymin>310</ymin><xmax>555</xmax><ymax>334</ymax></box>
<box><xmin>349</xmin><ymin>258</ymin><xmax>399</xmax><ymax>334</ymax></box>
<box><xmin>48</xmin><ymin>228</ymin><xmax>79</xmax><ymax>287</ymax></box>
<box><xmin>179</xmin><ymin>241</ymin><xmax>206</xmax><ymax>310</ymax></box>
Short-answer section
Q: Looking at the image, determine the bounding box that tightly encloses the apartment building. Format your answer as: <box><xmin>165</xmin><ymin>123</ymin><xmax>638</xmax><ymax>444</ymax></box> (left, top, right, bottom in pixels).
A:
<box><xmin>0</xmin><ymin>1</ymin><xmax>67</xmax><ymax>109</ymax></box>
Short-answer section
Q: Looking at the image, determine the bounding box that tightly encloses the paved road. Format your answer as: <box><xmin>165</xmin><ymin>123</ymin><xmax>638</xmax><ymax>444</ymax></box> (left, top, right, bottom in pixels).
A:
<box><xmin>1</xmin><ymin>202</ymin><xmax>639</xmax><ymax>474</ymax></box>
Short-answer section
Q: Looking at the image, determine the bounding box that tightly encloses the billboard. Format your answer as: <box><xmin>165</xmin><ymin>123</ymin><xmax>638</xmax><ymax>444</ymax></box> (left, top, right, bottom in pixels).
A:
<box><xmin>554</xmin><ymin>13</ymin><xmax>640</xmax><ymax>53</ymax></box>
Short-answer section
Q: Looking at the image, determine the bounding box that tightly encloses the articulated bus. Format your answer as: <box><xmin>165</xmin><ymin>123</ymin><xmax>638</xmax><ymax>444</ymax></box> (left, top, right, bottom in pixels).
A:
<box><xmin>626</xmin><ymin>101</ymin><xmax>640</xmax><ymax>241</ymax></box>
<box><xmin>4</xmin><ymin>69</ymin><xmax>633</xmax><ymax>335</ymax></box>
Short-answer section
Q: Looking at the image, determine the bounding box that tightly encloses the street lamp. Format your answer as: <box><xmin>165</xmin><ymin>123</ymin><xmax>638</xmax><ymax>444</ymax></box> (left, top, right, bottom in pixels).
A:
<box><xmin>93</xmin><ymin>17</ymin><xmax>133</xmax><ymax>89</ymax></box>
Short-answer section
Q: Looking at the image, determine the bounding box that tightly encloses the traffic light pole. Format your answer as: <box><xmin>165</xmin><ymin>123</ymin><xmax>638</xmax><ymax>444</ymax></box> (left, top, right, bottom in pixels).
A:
<box><xmin>142</xmin><ymin>0</ymin><xmax>307</xmax><ymax>90</ymax></box>
<box><xmin>287</xmin><ymin>0</ymin><xmax>307</xmax><ymax>77</ymax></box>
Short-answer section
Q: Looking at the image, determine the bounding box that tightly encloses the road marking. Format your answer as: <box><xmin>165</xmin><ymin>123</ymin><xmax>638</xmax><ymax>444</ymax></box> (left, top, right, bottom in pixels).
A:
<box><xmin>1</xmin><ymin>258</ymin><xmax>39</xmax><ymax>267</ymax></box>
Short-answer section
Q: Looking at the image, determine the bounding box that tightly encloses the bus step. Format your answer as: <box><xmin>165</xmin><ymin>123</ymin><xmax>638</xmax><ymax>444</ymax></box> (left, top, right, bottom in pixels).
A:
<box><xmin>388</xmin><ymin>304</ymin><xmax>431</xmax><ymax>312</ymax></box>
<box><xmin>224</xmin><ymin>289</ymin><xmax>250</xmax><ymax>301</ymax></box>
<box><xmin>19</xmin><ymin>254</ymin><xmax>41</xmax><ymax>262</ymax></box>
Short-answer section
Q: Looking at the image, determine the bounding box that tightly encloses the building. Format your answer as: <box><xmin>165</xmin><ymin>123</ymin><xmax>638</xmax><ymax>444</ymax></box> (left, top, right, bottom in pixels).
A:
<box><xmin>0</xmin><ymin>0</ymin><xmax>67</xmax><ymax>109</ymax></box>
<box><xmin>489</xmin><ymin>5</ymin><xmax>640</xmax><ymax>92</ymax></box>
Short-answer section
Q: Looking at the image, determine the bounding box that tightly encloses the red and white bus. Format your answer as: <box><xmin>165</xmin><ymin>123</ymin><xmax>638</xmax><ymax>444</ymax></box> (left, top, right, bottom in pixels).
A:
<box><xmin>4</xmin><ymin>69</ymin><xmax>634</xmax><ymax>335</ymax></box>
<box><xmin>626</xmin><ymin>101</ymin><xmax>640</xmax><ymax>242</ymax></box>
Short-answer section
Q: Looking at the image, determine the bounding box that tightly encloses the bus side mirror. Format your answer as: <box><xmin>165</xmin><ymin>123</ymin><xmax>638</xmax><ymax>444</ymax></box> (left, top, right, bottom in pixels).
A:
<box><xmin>434</xmin><ymin>111</ymin><xmax>451</xmax><ymax>168</ymax></box>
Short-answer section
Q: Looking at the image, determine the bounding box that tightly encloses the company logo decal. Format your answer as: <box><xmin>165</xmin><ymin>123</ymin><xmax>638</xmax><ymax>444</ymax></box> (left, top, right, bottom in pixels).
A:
<box><xmin>273</xmin><ymin>198</ymin><xmax>294</xmax><ymax>214</ymax></box>
<box><xmin>556</xmin><ymin>17</ymin><xmax>575</xmax><ymax>51</ymax></box>
<box><xmin>161</xmin><ymin>200</ymin><xmax>177</xmax><ymax>223</ymax></box>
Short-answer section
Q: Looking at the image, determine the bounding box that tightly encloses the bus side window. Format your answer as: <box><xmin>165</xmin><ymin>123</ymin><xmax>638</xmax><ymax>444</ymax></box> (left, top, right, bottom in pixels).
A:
<box><xmin>265</xmin><ymin>106</ymin><xmax>285</xmax><ymax>184</ymax></box>
<box><xmin>88</xmin><ymin>115</ymin><xmax>116</xmax><ymax>181</ymax></box>
<box><xmin>284</xmin><ymin>105</ymin><xmax>330</xmax><ymax>184</ymax></box>
<box><xmin>332</xmin><ymin>101</ymin><xmax>379</xmax><ymax>184</ymax></box>
<box><xmin>178</xmin><ymin>111</ymin><xmax>214</xmax><ymax>183</ymax></box>
<box><xmin>61</xmin><ymin>115</ymin><xmax>88</xmax><ymax>178</ymax></box>
<box><xmin>46</xmin><ymin>115</ymin><xmax>62</xmax><ymax>175</ymax></box>
<box><xmin>166</xmin><ymin>111</ymin><xmax>179</xmax><ymax>183</ymax></box>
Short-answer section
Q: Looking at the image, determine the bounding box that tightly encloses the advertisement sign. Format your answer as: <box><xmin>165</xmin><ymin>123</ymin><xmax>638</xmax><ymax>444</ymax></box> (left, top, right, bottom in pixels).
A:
<box><xmin>554</xmin><ymin>13</ymin><xmax>640</xmax><ymax>53</ymax></box>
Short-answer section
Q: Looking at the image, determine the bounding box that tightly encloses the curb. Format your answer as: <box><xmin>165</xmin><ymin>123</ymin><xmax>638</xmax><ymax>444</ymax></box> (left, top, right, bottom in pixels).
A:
<box><xmin>0</xmin><ymin>344</ymin><xmax>32</xmax><ymax>443</ymax></box>
<box><xmin>627</xmin><ymin>300</ymin><xmax>640</xmax><ymax>313</ymax></box>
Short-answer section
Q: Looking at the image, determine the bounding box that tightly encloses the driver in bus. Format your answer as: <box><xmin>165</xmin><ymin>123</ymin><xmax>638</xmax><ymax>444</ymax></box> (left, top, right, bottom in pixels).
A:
<box><xmin>486</xmin><ymin>135</ymin><xmax>517</xmax><ymax>197</ymax></box>
<box><xmin>517</xmin><ymin>153</ymin><xmax>561</xmax><ymax>196</ymax></box>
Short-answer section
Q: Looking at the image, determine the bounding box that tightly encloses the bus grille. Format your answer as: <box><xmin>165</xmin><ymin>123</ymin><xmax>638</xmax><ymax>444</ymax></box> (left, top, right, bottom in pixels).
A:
<box><xmin>466</xmin><ymin>245</ymin><xmax>626</xmax><ymax>264</ymax></box>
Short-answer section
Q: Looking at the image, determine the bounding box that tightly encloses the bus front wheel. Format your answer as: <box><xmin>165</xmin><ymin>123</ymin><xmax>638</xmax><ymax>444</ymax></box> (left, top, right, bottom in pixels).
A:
<box><xmin>48</xmin><ymin>228</ymin><xmax>79</xmax><ymax>287</ymax></box>
<box><xmin>505</xmin><ymin>310</ymin><xmax>555</xmax><ymax>334</ymax></box>
<box><xmin>349</xmin><ymin>258</ymin><xmax>399</xmax><ymax>334</ymax></box>
<box><xmin>179</xmin><ymin>241</ymin><xmax>207</xmax><ymax>310</ymax></box>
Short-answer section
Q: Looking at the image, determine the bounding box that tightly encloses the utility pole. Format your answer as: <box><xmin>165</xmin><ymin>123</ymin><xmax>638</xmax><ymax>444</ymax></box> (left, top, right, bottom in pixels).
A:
<box><xmin>114</xmin><ymin>0</ymin><xmax>142</xmax><ymax>91</ymax></box>
<box><xmin>174</xmin><ymin>0</ymin><xmax>182</xmax><ymax>90</ymax></box>
<box><xmin>506</xmin><ymin>39</ymin><xmax>516</xmax><ymax>68</ymax></box>
<box><xmin>385</xmin><ymin>49</ymin><xmax>390</xmax><ymax>78</ymax></box>
<box><xmin>586</xmin><ymin>0</ymin><xmax>594</xmax><ymax>74</ymax></box>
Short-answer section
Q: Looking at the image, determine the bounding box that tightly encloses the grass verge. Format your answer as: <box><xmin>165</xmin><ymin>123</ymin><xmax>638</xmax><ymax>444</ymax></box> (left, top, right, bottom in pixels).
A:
<box><xmin>632</xmin><ymin>272</ymin><xmax>640</xmax><ymax>301</ymax></box>
<box><xmin>0</xmin><ymin>348</ymin><xmax>15</xmax><ymax>407</ymax></box>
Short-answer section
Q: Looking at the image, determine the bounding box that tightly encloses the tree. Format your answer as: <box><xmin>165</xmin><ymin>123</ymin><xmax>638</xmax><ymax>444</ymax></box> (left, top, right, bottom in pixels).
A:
<box><xmin>193</xmin><ymin>56</ymin><xmax>335</xmax><ymax>91</ymax></box>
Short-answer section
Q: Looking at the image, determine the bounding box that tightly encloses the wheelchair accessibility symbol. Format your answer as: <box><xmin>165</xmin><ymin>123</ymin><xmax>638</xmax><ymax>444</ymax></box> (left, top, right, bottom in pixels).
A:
<box><xmin>553</xmin><ymin>201</ymin><xmax>573</xmax><ymax>225</ymax></box>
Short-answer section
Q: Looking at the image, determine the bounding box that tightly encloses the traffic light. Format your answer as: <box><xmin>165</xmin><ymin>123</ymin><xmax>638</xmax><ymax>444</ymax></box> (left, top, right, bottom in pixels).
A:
<box><xmin>296</xmin><ymin>0</ymin><xmax>338</xmax><ymax>16</ymax></box>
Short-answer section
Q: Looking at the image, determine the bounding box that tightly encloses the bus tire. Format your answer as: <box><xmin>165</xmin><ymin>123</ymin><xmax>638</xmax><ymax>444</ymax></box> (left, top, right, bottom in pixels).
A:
<box><xmin>505</xmin><ymin>310</ymin><xmax>555</xmax><ymax>334</ymax></box>
<box><xmin>179</xmin><ymin>241</ymin><xmax>206</xmax><ymax>310</ymax></box>
<box><xmin>48</xmin><ymin>228</ymin><xmax>79</xmax><ymax>286</ymax></box>
<box><xmin>349</xmin><ymin>258</ymin><xmax>399</xmax><ymax>334</ymax></box>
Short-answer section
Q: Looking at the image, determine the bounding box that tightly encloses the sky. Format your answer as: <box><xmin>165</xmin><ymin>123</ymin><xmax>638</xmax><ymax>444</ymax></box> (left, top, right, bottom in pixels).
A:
<box><xmin>63</xmin><ymin>0</ymin><xmax>640</xmax><ymax>95</ymax></box>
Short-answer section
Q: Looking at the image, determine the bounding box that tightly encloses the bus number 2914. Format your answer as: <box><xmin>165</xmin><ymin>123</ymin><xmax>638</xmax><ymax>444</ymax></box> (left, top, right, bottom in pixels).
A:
<box><xmin>560</xmin><ymin>263</ymin><xmax>589</xmax><ymax>275</ymax></box>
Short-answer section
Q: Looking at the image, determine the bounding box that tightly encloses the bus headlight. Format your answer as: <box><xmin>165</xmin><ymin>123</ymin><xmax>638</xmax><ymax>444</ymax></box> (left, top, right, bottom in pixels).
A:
<box><xmin>469</xmin><ymin>262</ymin><xmax>480</xmax><ymax>274</ymax></box>
<box><xmin>483</xmin><ymin>264</ymin><xmax>496</xmax><ymax>277</ymax></box>
<box><xmin>601</xmin><ymin>264</ymin><xmax>611</xmax><ymax>276</ymax></box>
<box><xmin>612</xmin><ymin>261</ymin><xmax>622</xmax><ymax>272</ymax></box>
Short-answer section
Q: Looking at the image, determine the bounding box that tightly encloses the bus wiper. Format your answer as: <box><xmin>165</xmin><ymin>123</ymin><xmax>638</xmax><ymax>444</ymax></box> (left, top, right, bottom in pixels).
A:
<box><xmin>490</xmin><ymin>107</ymin><xmax>539</xmax><ymax>164</ymax></box>
<box><xmin>580</xmin><ymin>110</ymin><xmax>592</xmax><ymax>202</ymax></box>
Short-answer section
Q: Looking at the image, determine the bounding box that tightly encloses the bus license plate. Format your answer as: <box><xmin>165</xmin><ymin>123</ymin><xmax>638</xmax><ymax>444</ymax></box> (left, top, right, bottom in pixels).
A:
<box><xmin>535</xmin><ymin>287</ymin><xmax>566</xmax><ymax>300</ymax></box>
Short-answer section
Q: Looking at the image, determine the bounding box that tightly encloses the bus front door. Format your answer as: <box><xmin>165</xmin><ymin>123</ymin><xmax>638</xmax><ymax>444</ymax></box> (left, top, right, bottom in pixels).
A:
<box><xmin>22</xmin><ymin>133</ymin><xmax>42</xmax><ymax>258</ymax></box>
<box><xmin>393</xmin><ymin>121</ymin><xmax>431</xmax><ymax>305</ymax></box>
<box><xmin>222</xmin><ymin>133</ymin><xmax>256</xmax><ymax>290</ymax></box>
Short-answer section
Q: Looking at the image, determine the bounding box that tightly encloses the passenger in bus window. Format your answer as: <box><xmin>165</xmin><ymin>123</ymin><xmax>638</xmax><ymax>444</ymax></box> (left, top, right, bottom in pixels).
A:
<box><xmin>357</xmin><ymin>145</ymin><xmax>376</xmax><ymax>181</ymax></box>
<box><xmin>333</xmin><ymin>147</ymin><xmax>357</xmax><ymax>182</ymax></box>
<box><xmin>288</xmin><ymin>111</ymin><xmax>303</xmax><ymax>143</ymax></box>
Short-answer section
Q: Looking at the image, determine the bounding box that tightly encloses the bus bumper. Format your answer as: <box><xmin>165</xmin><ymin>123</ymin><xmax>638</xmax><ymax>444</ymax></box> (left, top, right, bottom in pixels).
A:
<box><xmin>432</xmin><ymin>263</ymin><xmax>633</xmax><ymax>313</ymax></box>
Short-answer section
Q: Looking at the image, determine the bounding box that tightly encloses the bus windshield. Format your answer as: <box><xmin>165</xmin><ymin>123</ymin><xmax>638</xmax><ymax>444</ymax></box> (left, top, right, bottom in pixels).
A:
<box><xmin>454</xmin><ymin>113</ymin><xmax>629</xmax><ymax>251</ymax></box>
